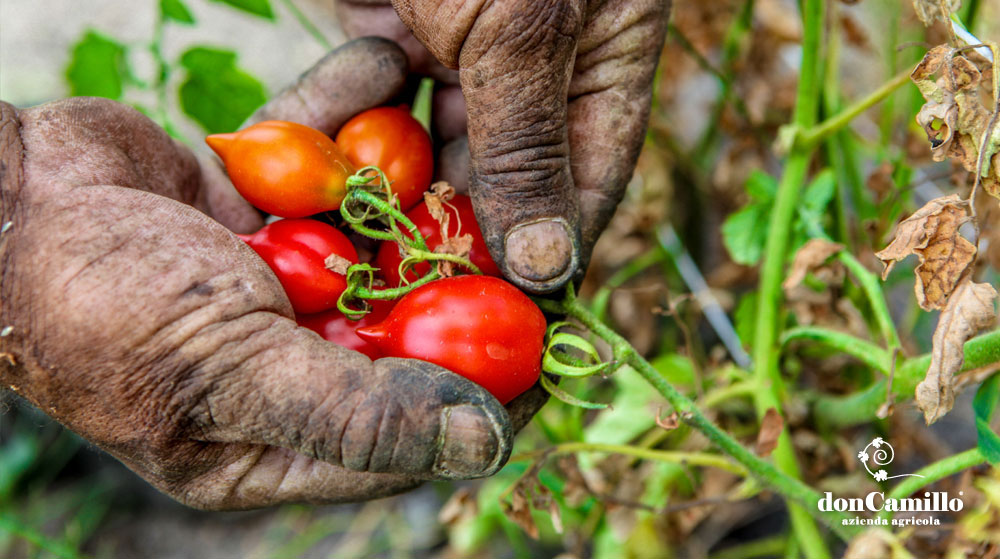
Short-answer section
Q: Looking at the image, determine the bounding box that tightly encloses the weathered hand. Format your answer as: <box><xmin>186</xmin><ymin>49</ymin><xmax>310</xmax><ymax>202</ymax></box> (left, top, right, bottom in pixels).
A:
<box><xmin>0</xmin><ymin>38</ymin><xmax>545</xmax><ymax>510</ymax></box>
<box><xmin>337</xmin><ymin>0</ymin><xmax>670</xmax><ymax>293</ymax></box>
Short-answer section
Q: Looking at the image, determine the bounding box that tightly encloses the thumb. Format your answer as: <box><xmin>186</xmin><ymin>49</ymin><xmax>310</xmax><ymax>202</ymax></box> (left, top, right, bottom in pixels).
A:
<box><xmin>191</xmin><ymin>320</ymin><xmax>512</xmax><ymax>479</ymax></box>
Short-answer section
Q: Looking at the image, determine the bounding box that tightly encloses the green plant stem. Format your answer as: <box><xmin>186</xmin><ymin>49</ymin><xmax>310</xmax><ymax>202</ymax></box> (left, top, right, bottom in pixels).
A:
<box><xmin>701</xmin><ymin>381</ymin><xmax>757</xmax><ymax>409</ymax></box>
<box><xmin>750</xmin><ymin>0</ymin><xmax>830</xmax><ymax>554</ymax></box>
<box><xmin>797</xmin><ymin>69</ymin><xmax>912</xmax><ymax>150</ymax></box>
<box><xmin>822</xmin><ymin>1</ymin><xmax>853</xmax><ymax>248</ymax></box>
<box><xmin>814</xmin><ymin>329</ymin><xmax>1000</xmax><ymax>428</ymax></box>
<box><xmin>279</xmin><ymin>0</ymin><xmax>332</xmax><ymax>50</ymax></box>
<box><xmin>781</xmin><ymin>326</ymin><xmax>892</xmax><ymax>374</ymax></box>
<box><xmin>838</xmin><ymin>252</ymin><xmax>901</xmax><ymax>350</ymax></box>
<box><xmin>876</xmin><ymin>448</ymin><xmax>986</xmax><ymax>521</ymax></box>
<box><xmin>539</xmin><ymin>290</ymin><xmax>859</xmax><ymax>542</ymax></box>
<box><xmin>511</xmin><ymin>442</ymin><xmax>748</xmax><ymax>476</ymax></box>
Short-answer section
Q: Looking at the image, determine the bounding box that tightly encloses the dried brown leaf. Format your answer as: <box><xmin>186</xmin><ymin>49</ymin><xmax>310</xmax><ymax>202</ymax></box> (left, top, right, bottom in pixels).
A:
<box><xmin>875</xmin><ymin>195</ymin><xmax>976</xmax><ymax>310</ymax></box>
<box><xmin>435</xmin><ymin>234</ymin><xmax>474</xmax><ymax>277</ymax></box>
<box><xmin>503</xmin><ymin>485</ymin><xmax>539</xmax><ymax>539</ymax></box>
<box><xmin>438</xmin><ymin>488</ymin><xmax>476</xmax><ymax>526</ymax></box>
<box><xmin>755</xmin><ymin>407</ymin><xmax>784</xmax><ymax>457</ymax></box>
<box><xmin>324</xmin><ymin>253</ymin><xmax>353</xmax><ymax>275</ymax></box>
<box><xmin>917</xmin><ymin>278</ymin><xmax>998</xmax><ymax>424</ymax></box>
<box><xmin>656</xmin><ymin>409</ymin><xmax>680</xmax><ymax>431</ymax></box>
<box><xmin>782</xmin><ymin>239</ymin><xmax>844</xmax><ymax>291</ymax></box>
<box><xmin>911</xmin><ymin>0</ymin><xmax>961</xmax><ymax>26</ymax></box>
<box><xmin>911</xmin><ymin>45</ymin><xmax>1000</xmax><ymax>201</ymax></box>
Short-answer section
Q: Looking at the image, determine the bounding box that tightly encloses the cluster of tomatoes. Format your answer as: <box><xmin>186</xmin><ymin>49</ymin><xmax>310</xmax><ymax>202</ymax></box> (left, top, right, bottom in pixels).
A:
<box><xmin>207</xmin><ymin>107</ymin><xmax>545</xmax><ymax>404</ymax></box>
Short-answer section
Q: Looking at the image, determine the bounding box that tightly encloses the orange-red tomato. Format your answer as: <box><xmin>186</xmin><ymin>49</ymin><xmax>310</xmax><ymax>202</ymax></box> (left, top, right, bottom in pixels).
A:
<box><xmin>335</xmin><ymin>107</ymin><xmax>433</xmax><ymax>212</ymax></box>
<box><xmin>375</xmin><ymin>194</ymin><xmax>500</xmax><ymax>286</ymax></box>
<box><xmin>356</xmin><ymin>276</ymin><xmax>545</xmax><ymax>404</ymax></box>
<box><xmin>207</xmin><ymin>120</ymin><xmax>354</xmax><ymax>218</ymax></box>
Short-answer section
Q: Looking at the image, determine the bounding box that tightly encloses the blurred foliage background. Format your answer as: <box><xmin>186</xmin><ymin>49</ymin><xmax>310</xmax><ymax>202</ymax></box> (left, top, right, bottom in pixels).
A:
<box><xmin>5</xmin><ymin>0</ymin><xmax>1000</xmax><ymax>557</ymax></box>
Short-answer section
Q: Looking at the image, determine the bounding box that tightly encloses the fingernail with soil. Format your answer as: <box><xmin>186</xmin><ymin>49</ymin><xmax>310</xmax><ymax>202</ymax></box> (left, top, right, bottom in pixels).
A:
<box><xmin>434</xmin><ymin>405</ymin><xmax>503</xmax><ymax>478</ymax></box>
<box><xmin>504</xmin><ymin>218</ymin><xmax>575</xmax><ymax>289</ymax></box>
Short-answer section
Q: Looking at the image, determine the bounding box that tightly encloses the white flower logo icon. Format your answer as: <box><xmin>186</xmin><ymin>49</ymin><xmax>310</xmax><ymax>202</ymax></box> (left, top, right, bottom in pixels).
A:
<box><xmin>857</xmin><ymin>437</ymin><xmax>924</xmax><ymax>481</ymax></box>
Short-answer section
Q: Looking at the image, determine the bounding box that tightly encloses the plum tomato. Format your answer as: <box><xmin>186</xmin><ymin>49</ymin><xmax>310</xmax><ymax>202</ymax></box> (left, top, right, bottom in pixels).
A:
<box><xmin>297</xmin><ymin>299</ymin><xmax>395</xmax><ymax>360</ymax></box>
<box><xmin>238</xmin><ymin>218</ymin><xmax>358</xmax><ymax>314</ymax></box>
<box><xmin>375</xmin><ymin>194</ymin><xmax>501</xmax><ymax>286</ymax></box>
<box><xmin>207</xmin><ymin>120</ymin><xmax>354</xmax><ymax>218</ymax></box>
<box><xmin>335</xmin><ymin>106</ymin><xmax>433</xmax><ymax>212</ymax></box>
<box><xmin>356</xmin><ymin>276</ymin><xmax>545</xmax><ymax>404</ymax></box>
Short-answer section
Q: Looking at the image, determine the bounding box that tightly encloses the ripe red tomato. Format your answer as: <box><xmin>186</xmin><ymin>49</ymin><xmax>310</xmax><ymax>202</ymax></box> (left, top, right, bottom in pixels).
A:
<box><xmin>335</xmin><ymin>106</ymin><xmax>432</xmax><ymax>212</ymax></box>
<box><xmin>207</xmin><ymin>120</ymin><xmax>355</xmax><ymax>218</ymax></box>
<box><xmin>238</xmin><ymin>218</ymin><xmax>358</xmax><ymax>314</ymax></box>
<box><xmin>297</xmin><ymin>299</ymin><xmax>395</xmax><ymax>360</ymax></box>
<box><xmin>356</xmin><ymin>276</ymin><xmax>545</xmax><ymax>404</ymax></box>
<box><xmin>375</xmin><ymin>194</ymin><xmax>501</xmax><ymax>286</ymax></box>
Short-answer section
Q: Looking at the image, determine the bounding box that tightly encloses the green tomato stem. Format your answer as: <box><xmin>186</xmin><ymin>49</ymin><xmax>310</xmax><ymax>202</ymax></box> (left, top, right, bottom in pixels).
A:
<box><xmin>545</xmin><ymin>285</ymin><xmax>859</xmax><ymax>542</ymax></box>
<box><xmin>814</xmin><ymin>329</ymin><xmax>1000</xmax><ymax>428</ymax></box>
<box><xmin>875</xmin><ymin>447</ymin><xmax>986</xmax><ymax>522</ymax></box>
<box><xmin>781</xmin><ymin>326</ymin><xmax>893</xmax><ymax>374</ymax></box>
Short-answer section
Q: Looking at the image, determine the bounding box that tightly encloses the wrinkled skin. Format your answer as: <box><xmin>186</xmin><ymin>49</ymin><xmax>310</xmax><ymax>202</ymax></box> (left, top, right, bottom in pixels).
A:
<box><xmin>0</xmin><ymin>38</ymin><xmax>549</xmax><ymax>509</ymax></box>
<box><xmin>338</xmin><ymin>0</ymin><xmax>671</xmax><ymax>292</ymax></box>
<box><xmin>1</xmin><ymin>0</ymin><xmax>670</xmax><ymax>508</ymax></box>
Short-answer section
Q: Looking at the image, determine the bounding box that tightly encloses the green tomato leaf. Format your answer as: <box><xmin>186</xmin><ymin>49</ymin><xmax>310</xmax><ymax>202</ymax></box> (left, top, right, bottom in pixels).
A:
<box><xmin>178</xmin><ymin>46</ymin><xmax>267</xmax><ymax>134</ymax></box>
<box><xmin>65</xmin><ymin>30</ymin><xmax>128</xmax><ymax>99</ymax></box>
<box><xmin>209</xmin><ymin>0</ymin><xmax>274</xmax><ymax>20</ymax></box>
<box><xmin>161</xmin><ymin>0</ymin><xmax>196</xmax><ymax>24</ymax></box>
<box><xmin>649</xmin><ymin>352</ymin><xmax>695</xmax><ymax>388</ymax></box>
<box><xmin>801</xmin><ymin>168</ymin><xmax>836</xmax><ymax>213</ymax></box>
<box><xmin>584</xmin><ymin>364</ymin><xmax>675</xmax><ymax>447</ymax></box>
<box><xmin>722</xmin><ymin>202</ymin><xmax>770</xmax><ymax>265</ymax></box>
<box><xmin>746</xmin><ymin>169</ymin><xmax>778</xmax><ymax>202</ymax></box>
<box><xmin>974</xmin><ymin>375</ymin><xmax>1000</xmax><ymax>464</ymax></box>
<box><xmin>722</xmin><ymin>171</ymin><xmax>780</xmax><ymax>266</ymax></box>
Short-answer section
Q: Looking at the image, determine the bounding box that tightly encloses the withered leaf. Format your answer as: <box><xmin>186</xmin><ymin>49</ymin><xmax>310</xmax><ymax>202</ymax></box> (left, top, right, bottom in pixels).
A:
<box><xmin>655</xmin><ymin>410</ymin><xmax>680</xmax><ymax>431</ymax></box>
<box><xmin>502</xmin><ymin>485</ymin><xmax>539</xmax><ymax>539</ymax></box>
<box><xmin>324</xmin><ymin>253</ymin><xmax>353</xmax><ymax>275</ymax></box>
<box><xmin>438</xmin><ymin>488</ymin><xmax>476</xmax><ymax>525</ymax></box>
<box><xmin>911</xmin><ymin>45</ymin><xmax>1000</xmax><ymax>201</ymax></box>
<box><xmin>875</xmin><ymin>195</ymin><xmax>976</xmax><ymax>310</ymax></box>
<box><xmin>911</xmin><ymin>0</ymin><xmax>961</xmax><ymax>26</ymax></box>
<box><xmin>435</xmin><ymin>234</ymin><xmax>474</xmax><ymax>277</ymax></box>
<box><xmin>914</xmin><ymin>205</ymin><xmax>977</xmax><ymax>310</ymax></box>
<box><xmin>917</xmin><ymin>278</ymin><xmax>998</xmax><ymax>424</ymax></box>
<box><xmin>755</xmin><ymin>407</ymin><xmax>784</xmax><ymax>457</ymax></box>
<box><xmin>782</xmin><ymin>239</ymin><xmax>844</xmax><ymax>291</ymax></box>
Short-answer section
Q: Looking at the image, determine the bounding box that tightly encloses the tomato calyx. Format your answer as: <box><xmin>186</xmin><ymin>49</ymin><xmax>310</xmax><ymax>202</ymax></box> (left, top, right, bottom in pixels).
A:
<box><xmin>334</xmin><ymin>165</ymin><xmax>483</xmax><ymax>319</ymax></box>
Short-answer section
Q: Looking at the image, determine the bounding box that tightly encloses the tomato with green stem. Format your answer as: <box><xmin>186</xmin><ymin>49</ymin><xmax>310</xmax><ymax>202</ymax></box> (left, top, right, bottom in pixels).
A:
<box><xmin>375</xmin><ymin>194</ymin><xmax>500</xmax><ymax>286</ymax></box>
<box><xmin>335</xmin><ymin>106</ymin><xmax>433</xmax><ymax>212</ymax></box>
<box><xmin>356</xmin><ymin>275</ymin><xmax>545</xmax><ymax>404</ymax></box>
<box><xmin>238</xmin><ymin>218</ymin><xmax>358</xmax><ymax>314</ymax></box>
<box><xmin>207</xmin><ymin>120</ymin><xmax>355</xmax><ymax>218</ymax></box>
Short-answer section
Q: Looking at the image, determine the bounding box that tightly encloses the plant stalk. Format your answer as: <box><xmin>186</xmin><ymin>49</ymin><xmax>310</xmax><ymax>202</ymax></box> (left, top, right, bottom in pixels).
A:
<box><xmin>749</xmin><ymin>0</ymin><xmax>835</xmax><ymax>553</ymax></box>
<box><xmin>814</xmin><ymin>329</ymin><xmax>1000</xmax><ymax>427</ymax></box>
<box><xmin>875</xmin><ymin>448</ymin><xmax>986</xmax><ymax>521</ymax></box>
<box><xmin>543</xmin><ymin>290</ymin><xmax>860</xmax><ymax>542</ymax></box>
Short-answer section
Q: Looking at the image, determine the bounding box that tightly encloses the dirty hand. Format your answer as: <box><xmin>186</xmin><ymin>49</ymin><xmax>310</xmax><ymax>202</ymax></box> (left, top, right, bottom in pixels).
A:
<box><xmin>0</xmin><ymin>38</ymin><xmax>546</xmax><ymax>510</ymax></box>
<box><xmin>338</xmin><ymin>0</ymin><xmax>670</xmax><ymax>292</ymax></box>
